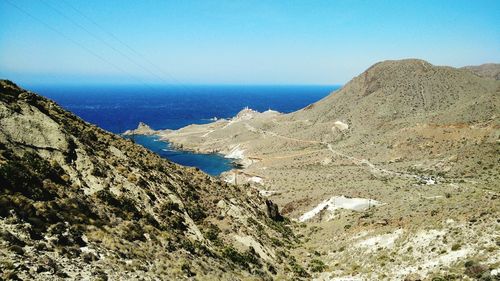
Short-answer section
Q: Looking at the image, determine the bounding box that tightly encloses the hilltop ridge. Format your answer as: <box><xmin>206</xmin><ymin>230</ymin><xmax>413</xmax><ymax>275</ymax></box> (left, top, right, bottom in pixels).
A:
<box><xmin>463</xmin><ymin>63</ymin><xmax>500</xmax><ymax>80</ymax></box>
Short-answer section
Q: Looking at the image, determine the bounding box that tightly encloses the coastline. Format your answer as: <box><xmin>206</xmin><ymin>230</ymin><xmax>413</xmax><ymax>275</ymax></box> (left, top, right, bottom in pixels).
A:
<box><xmin>123</xmin><ymin>128</ymin><xmax>245</xmax><ymax>177</ymax></box>
<box><xmin>122</xmin><ymin>108</ymin><xmax>274</xmax><ymax>171</ymax></box>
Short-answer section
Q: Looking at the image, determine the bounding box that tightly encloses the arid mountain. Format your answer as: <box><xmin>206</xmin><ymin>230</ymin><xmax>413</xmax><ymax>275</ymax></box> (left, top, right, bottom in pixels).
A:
<box><xmin>144</xmin><ymin>59</ymin><xmax>499</xmax><ymax>279</ymax></box>
<box><xmin>463</xmin><ymin>63</ymin><xmax>500</xmax><ymax>80</ymax></box>
<box><xmin>0</xmin><ymin>80</ymin><xmax>304</xmax><ymax>280</ymax></box>
<box><xmin>292</xmin><ymin>59</ymin><xmax>497</xmax><ymax>125</ymax></box>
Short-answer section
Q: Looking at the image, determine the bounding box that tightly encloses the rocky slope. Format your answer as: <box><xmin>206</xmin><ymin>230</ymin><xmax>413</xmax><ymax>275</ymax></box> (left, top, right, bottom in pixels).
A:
<box><xmin>143</xmin><ymin>59</ymin><xmax>500</xmax><ymax>279</ymax></box>
<box><xmin>0</xmin><ymin>80</ymin><xmax>307</xmax><ymax>280</ymax></box>
<box><xmin>463</xmin><ymin>63</ymin><xmax>500</xmax><ymax>80</ymax></box>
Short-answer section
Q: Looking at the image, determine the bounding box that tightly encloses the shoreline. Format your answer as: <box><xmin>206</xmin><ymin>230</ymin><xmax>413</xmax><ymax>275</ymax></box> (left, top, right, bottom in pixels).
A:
<box><xmin>122</xmin><ymin>131</ymin><xmax>245</xmax><ymax>175</ymax></box>
<box><xmin>122</xmin><ymin>108</ymin><xmax>271</xmax><ymax>172</ymax></box>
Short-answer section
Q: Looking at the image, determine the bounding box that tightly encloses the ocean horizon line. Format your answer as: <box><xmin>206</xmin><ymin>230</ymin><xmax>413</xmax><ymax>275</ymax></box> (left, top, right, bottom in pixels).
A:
<box><xmin>20</xmin><ymin>82</ymin><xmax>343</xmax><ymax>88</ymax></box>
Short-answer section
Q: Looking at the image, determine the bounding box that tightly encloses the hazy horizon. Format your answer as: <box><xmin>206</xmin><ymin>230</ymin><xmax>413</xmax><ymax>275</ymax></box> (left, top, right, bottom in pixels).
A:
<box><xmin>16</xmin><ymin>80</ymin><xmax>343</xmax><ymax>88</ymax></box>
<box><xmin>1</xmin><ymin>0</ymin><xmax>499</xmax><ymax>86</ymax></box>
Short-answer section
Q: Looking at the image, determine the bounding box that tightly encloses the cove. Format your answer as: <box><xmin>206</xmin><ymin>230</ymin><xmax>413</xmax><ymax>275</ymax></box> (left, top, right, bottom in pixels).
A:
<box><xmin>128</xmin><ymin>135</ymin><xmax>236</xmax><ymax>176</ymax></box>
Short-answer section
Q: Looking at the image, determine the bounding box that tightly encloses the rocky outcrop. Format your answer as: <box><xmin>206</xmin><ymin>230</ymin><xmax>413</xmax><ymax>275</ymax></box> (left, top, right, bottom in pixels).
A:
<box><xmin>265</xmin><ymin>200</ymin><xmax>284</xmax><ymax>222</ymax></box>
<box><xmin>122</xmin><ymin>122</ymin><xmax>158</xmax><ymax>135</ymax></box>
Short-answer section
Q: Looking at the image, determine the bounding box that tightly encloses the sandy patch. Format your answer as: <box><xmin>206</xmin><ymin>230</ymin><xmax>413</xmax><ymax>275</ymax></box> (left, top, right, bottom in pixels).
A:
<box><xmin>356</xmin><ymin>229</ymin><xmax>404</xmax><ymax>251</ymax></box>
<box><xmin>259</xmin><ymin>190</ymin><xmax>279</xmax><ymax>197</ymax></box>
<box><xmin>225</xmin><ymin>144</ymin><xmax>245</xmax><ymax>159</ymax></box>
<box><xmin>332</xmin><ymin>121</ymin><xmax>349</xmax><ymax>131</ymax></box>
<box><xmin>299</xmin><ymin>195</ymin><xmax>382</xmax><ymax>222</ymax></box>
<box><xmin>248</xmin><ymin>176</ymin><xmax>263</xmax><ymax>184</ymax></box>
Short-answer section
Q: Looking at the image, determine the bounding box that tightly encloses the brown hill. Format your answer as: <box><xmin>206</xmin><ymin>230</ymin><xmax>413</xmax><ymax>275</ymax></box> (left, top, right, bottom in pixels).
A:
<box><xmin>463</xmin><ymin>63</ymin><xmax>500</xmax><ymax>80</ymax></box>
<box><xmin>293</xmin><ymin>59</ymin><xmax>498</xmax><ymax>124</ymax></box>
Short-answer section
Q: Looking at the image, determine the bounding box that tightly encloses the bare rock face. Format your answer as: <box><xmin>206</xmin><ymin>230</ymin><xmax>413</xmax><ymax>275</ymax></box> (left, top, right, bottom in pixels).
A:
<box><xmin>0</xmin><ymin>99</ymin><xmax>68</xmax><ymax>150</ymax></box>
<box><xmin>265</xmin><ymin>199</ymin><xmax>284</xmax><ymax>222</ymax></box>
<box><xmin>0</xmin><ymin>80</ymin><xmax>300</xmax><ymax>280</ymax></box>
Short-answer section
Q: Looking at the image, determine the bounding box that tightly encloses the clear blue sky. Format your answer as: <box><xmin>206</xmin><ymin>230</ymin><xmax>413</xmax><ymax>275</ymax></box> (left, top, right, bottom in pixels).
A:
<box><xmin>0</xmin><ymin>0</ymin><xmax>499</xmax><ymax>85</ymax></box>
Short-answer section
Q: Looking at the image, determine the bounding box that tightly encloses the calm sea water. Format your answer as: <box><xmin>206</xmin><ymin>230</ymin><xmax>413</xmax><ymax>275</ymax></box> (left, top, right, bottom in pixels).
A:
<box><xmin>30</xmin><ymin>84</ymin><xmax>338</xmax><ymax>175</ymax></box>
<box><xmin>129</xmin><ymin>135</ymin><xmax>235</xmax><ymax>176</ymax></box>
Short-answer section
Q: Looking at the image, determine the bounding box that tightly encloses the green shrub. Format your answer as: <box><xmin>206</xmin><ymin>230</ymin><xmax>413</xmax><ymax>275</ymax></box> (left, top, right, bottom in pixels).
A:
<box><xmin>289</xmin><ymin>260</ymin><xmax>310</xmax><ymax>278</ymax></box>
<box><xmin>271</xmin><ymin>237</ymin><xmax>284</xmax><ymax>247</ymax></box>
<box><xmin>0</xmin><ymin>152</ymin><xmax>62</xmax><ymax>201</ymax></box>
<box><xmin>464</xmin><ymin>260</ymin><xmax>475</xmax><ymax>267</ymax></box>
<box><xmin>222</xmin><ymin>246</ymin><xmax>262</xmax><ymax>270</ymax></box>
<box><xmin>122</xmin><ymin>222</ymin><xmax>146</xmax><ymax>242</ymax></box>
<box><xmin>204</xmin><ymin>224</ymin><xmax>221</xmax><ymax>243</ymax></box>
<box><xmin>223</xmin><ymin>246</ymin><xmax>250</xmax><ymax>269</ymax></box>
<box><xmin>181</xmin><ymin>262</ymin><xmax>196</xmax><ymax>277</ymax></box>
<box><xmin>181</xmin><ymin>239</ymin><xmax>196</xmax><ymax>254</ymax></box>
<box><xmin>187</xmin><ymin>204</ymin><xmax>206</xmax><ymax>222</ymax></box>
<box><xmin>309</xmin><ymin>258</ymin><xmax>327</xmax><ymax>272</ymax></box>
<box><xmin>161</xmin><ymin>201</ymin><xmax>181</xmax><ymax>213</ymax></box>
<box><xmin>167</xmin><ymin>214</ymin><xmax>187</xmax><ymax>232</ymax></box>
<box><xmin>267</xmin><ymin>219</ymin><xmax>293</xmax><ymax>239</ymax></box>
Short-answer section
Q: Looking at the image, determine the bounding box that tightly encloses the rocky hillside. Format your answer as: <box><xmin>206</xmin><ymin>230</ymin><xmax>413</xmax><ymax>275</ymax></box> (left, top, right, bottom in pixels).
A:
<box><xmin>146</xmin><ymin>59</ymin><xmax>499</xmax><ymax>279</ymax></box>
<box><xmin>463</xmin><ymin>63</ymin><xmax>500</xmax><ymax>80</ymax></box>
<box><xmin>0</xmin><ymin>80</ymin><xmax>305</xmax><ymax>280</ymax></box>
<box><xmin>285</xmin><ymin>59</ymin><xmax>499</xmax><ymax>170</ymax></box>
<box><xmin>293</xmin><ymin>59</ymin><xmax>498</xmax><ymax>124</ymax></box>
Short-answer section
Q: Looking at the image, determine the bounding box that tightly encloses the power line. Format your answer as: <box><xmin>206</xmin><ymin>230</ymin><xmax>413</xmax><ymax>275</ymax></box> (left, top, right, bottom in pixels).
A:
<box><xmin>39</xmin><ymin>0</ymin><xmax>172</xmax><ymax>85</ymax></box>
<box><xmin>60</xmin><ymin>0</ymin><xmax>188</xmax><ymax>88</ymax></box>
<box><xmin>3</xmin><ymin>0</ymin><xmax>154</xmax><ymax>88</ymax></box>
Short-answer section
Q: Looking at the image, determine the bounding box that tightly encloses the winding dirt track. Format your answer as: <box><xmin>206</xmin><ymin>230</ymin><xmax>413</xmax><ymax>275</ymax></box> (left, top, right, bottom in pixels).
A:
<box><xmin>244</xmin><ymin>122</ymin><xmax>423</xmax><ymax>180</ymax></box>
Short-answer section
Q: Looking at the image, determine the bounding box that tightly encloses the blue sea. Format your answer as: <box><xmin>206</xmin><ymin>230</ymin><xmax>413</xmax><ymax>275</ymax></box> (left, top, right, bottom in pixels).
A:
<box><xmin>30</xmin><ymin>84</ymin><xmax>338</xmax><ymax>175</ymax></box>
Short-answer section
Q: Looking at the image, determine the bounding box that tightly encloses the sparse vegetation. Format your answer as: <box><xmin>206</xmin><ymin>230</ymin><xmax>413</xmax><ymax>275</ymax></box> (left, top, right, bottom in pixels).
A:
<box><xmin>222</xmin><ymin>246</ymin><xmax>262</xmax><ymax>271</ymax></box>
<box><xmin>1</xmin><ymin>58</ymin><xmax>499</xmax><ymax>280</ymax></box>
<box><xmin>308</xmin><ymin>258</ymin><xmax>327</xmax><ymax>272</ymax></box>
